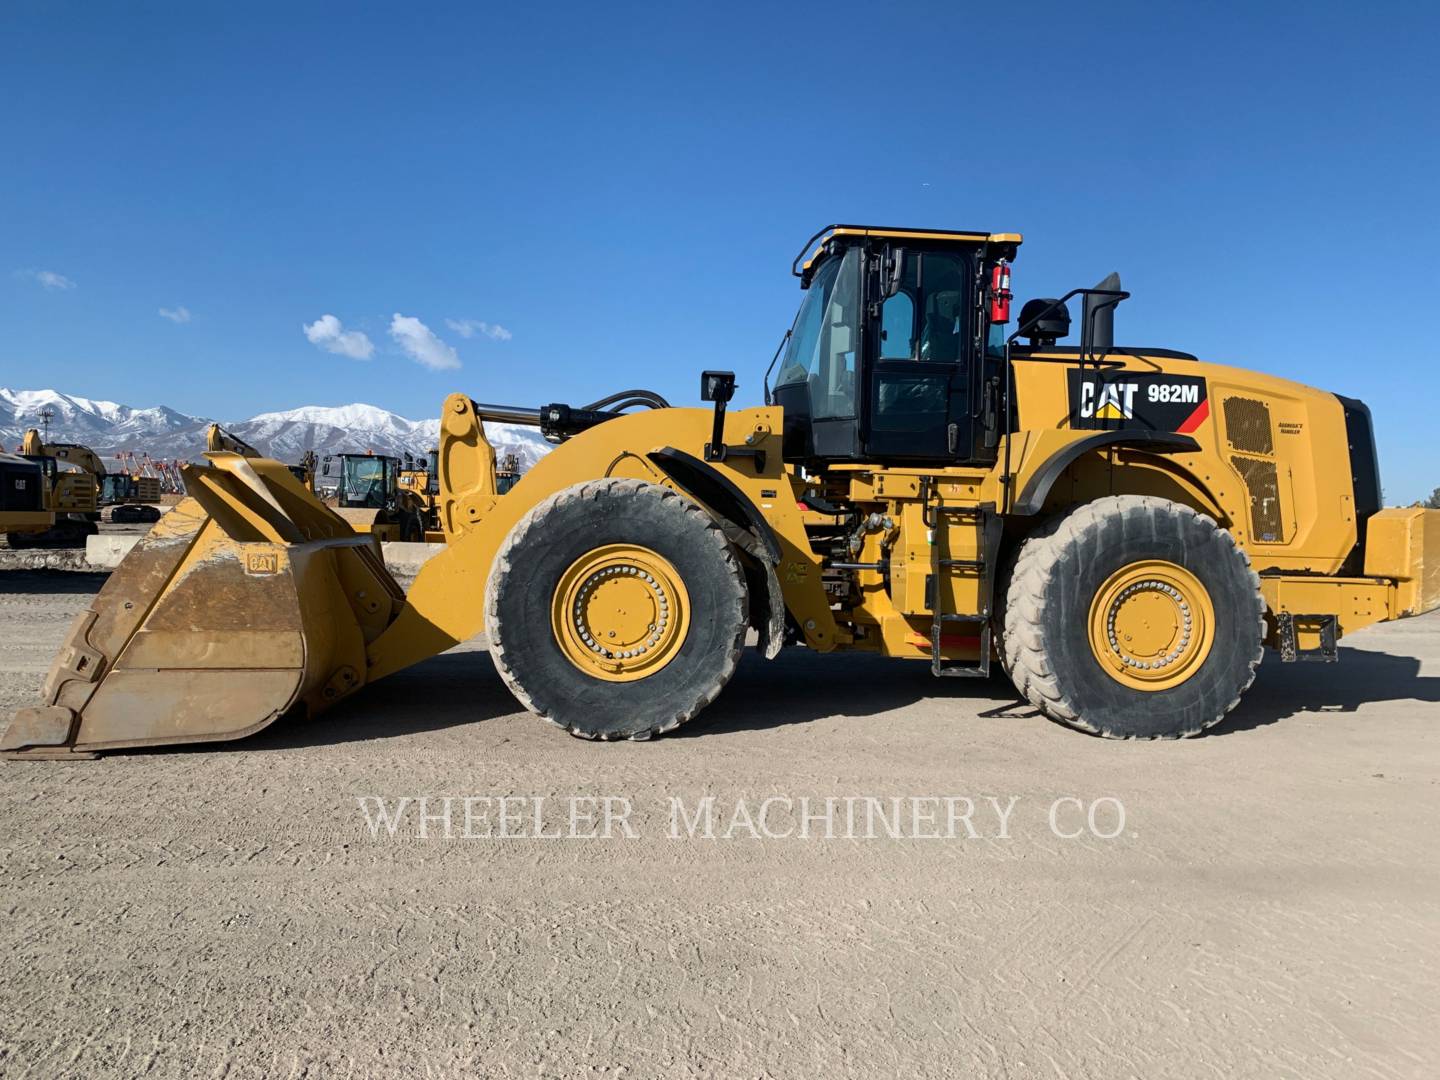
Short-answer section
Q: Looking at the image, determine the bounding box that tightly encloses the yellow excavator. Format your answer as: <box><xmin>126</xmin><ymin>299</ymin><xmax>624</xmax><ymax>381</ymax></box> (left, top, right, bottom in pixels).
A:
<box><xmin>205</xmin><ymin>422</ymin><xmax>315</xmax><ymax>491</ymax></box>
<box><xmin>5</xmin><ymin>224</ymin><xmax>1437</xmax><ymax>757</ymax></box>
<box><xmin>2</xmin><ymin>429</ymin><xmax>103</xmax><ymax>547</ymax></box>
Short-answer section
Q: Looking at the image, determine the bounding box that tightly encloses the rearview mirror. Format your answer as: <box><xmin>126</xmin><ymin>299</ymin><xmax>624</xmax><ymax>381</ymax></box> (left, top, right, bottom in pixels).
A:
<box><xmin>700</xmin><ymin>370</ymin><xmax>736</xmax><ymax>403</ymax></box>
<box><xmin>884</xmin><ymin>248</ymin><xmax>906</xmax><ymax>298</ymax></box>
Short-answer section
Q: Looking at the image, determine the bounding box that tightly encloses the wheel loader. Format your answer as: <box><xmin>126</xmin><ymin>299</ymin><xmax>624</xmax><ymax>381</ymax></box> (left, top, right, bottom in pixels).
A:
<box><xmin>5</xmin><ymin>224</ymin><xmax>1438</xmax><ymax>758</ymax></box>
<box><xmin>317</xmin><ymin>452</ymin><xmax>428</xmax><ymax>542</ymax></box>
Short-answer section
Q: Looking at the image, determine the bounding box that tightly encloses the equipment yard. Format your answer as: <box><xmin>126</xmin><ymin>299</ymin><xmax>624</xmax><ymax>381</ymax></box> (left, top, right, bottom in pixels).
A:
<box><xmin>2</xmin><ymin>569</ymin><xmax>1436</xmax><ymax>1079</ymax></box>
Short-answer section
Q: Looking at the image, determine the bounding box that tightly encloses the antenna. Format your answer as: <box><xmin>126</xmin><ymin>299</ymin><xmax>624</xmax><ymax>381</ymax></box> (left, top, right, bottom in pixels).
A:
<box><xmin>38</xmin><ymin>406</ymin><xmax>55</xmax><ymax>440</ymax></box>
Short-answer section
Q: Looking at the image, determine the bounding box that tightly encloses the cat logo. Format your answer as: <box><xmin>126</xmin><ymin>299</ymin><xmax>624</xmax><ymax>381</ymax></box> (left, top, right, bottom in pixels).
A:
<box><xmin>1067</xmin><ymin>370</ymin><xmax>1209</xmax><ymax>433</ymax></box>
<box><xmin>1079</xmin><ymin>381</ymin><xmax>1138</xmax><ymax>421</ymax></box>
<box><xmin>245</xmin><ymin>552</ymin><xmax>280</xmax><ymax>575</ymax></box>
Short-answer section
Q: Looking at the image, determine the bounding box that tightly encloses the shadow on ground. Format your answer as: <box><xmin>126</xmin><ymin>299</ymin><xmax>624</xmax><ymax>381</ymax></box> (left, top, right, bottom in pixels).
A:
<box><xmin>680</xmin><ymin>649</ymin><xmax>1017</xmax><ymax>737</ymax></box>
<box><xmin>122</xmin><ymin>640</ymin><xmax>1440</xmax><ymax>755</ymax></box>
<box><xmin>0</xmin><ymin>569</ymin><xmax>110</xmax><ymax>595</ymax></box>
<box><xmin>236</xmin><ymin>651</ymin><xmax>518</xmax><ymax>752</ymax></box>
<box><xmin>1218</xmin><ymin>646</ymin><xmax>1440</xmax><ymax>734</ymax></box>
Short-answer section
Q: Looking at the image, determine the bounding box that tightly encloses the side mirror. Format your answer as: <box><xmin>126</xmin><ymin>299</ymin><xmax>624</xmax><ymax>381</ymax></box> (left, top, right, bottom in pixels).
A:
<box><xmin>700</xmin><ymin>370</ymin><xmax>736</xmax><ymax>403</ymax></box>
<box><xmin>884</xmin><ymin>247</ymin><xmax>906</xmax><ymax>298</ymax></box>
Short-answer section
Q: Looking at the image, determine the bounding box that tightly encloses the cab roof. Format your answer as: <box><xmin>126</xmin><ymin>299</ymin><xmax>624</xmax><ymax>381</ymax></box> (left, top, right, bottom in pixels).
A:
<box><xmin>795</xmin><ymin>224</ymin><xmax>1023</xmax><ymax>282</ymax></box>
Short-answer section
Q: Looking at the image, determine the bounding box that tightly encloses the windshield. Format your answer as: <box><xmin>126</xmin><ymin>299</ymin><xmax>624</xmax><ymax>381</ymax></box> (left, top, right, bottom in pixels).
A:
<box><xmin>341</xmin><ymin>457</ymin><xmax>388</xmax><ymax>507</ymax></box>
<box><xmin>775</xmin><ymin>247</ymin><xmax>860</xmax><ymax>420</ymax></box>
<box><xmin>101</xmin><ymin>475</ymin><xmax>132</xmax><ymax>501</ymax></box>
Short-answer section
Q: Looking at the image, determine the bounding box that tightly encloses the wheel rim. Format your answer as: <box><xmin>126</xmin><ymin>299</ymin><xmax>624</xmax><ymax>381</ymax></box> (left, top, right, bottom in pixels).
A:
<box><xmin>551</xmin><ymin>544</ymin><xmax>691</xmax><ymax>682</ymax></box>
<box><xmin>1087</xmin><ymin>560</ymin><xmax>1215</xmax><ymax>691</ymax></box>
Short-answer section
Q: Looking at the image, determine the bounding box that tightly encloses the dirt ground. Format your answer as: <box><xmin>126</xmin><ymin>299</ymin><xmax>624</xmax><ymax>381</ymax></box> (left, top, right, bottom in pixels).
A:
<box><xmin>1</xmin><ymin>570</ymin><xmax>1437</xmax><ymax>1079</ymax></box>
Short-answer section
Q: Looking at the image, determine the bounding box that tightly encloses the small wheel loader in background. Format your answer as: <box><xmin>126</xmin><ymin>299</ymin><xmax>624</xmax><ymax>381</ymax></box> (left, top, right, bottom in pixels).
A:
<box><xmin>317</xmin><ymin>452</ymin><xmax>428</xmax><ymax>542</ymax></box>
<box><xmin>6</xmin><ymin>224</ymin><xmax>1438</xmax><ymax>757</ymax></box>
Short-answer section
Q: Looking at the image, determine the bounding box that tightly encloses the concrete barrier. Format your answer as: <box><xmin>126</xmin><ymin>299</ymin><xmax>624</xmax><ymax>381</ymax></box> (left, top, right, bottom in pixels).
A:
<box><xmin>86</xmin><ymin>534</ymin><xmax>141</xmax><ymax>569</ymax></box>
<box><xmin>80</xmin><ymin>533</ymin><xmax>445</xmax><ymax>577</ymax></box>
<box><xmin>0</xmin><ymin>547</ymin><xmax>95</xmax><ymax>572</ymax></box>
<box><xmin>379</xmin><ymin>541</ymin><xmax>447</xmax><ymax>578</ymax></box>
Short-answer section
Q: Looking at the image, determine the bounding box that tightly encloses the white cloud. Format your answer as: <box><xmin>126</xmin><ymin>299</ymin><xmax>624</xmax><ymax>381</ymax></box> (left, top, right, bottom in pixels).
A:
<box><xmin>16</xmin><ymin>268</ymin><xmax>76</xmax><ymax>290</ymax></box>
<box><xmin>391</xmin><ymin>314</ymin><xmax>461</xmax><ymax>371</ymax></box>
<box><xmin>303</xmin><ymin>314</ymin><xmax>375</xmax><ymax>360</ymax></box>
<box><xmin>158</xmin><ymin>305</ymin><xmax>191</xmax><ymax>324</ymax></box>
<box><xmin>445</xmin><ymin>318</ymin><xmax>512</xmax><ymax>341</ymax></box>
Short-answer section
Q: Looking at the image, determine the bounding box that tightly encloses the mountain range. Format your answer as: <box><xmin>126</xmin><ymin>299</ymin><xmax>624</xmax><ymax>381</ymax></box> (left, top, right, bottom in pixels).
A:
<box><xmin>0</xmin><ymin>388</ymin><xmax>551</xmax><ymax>469</ymax></box>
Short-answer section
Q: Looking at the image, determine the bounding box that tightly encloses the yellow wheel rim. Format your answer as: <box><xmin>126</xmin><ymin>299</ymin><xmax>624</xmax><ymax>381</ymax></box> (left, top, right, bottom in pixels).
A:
<box><xmin>1087</xmin><ymin>560</ymin><xmax>1215</xmax><ymax>692</ymax></box>
<box><xmin>551</xmin><ymin>544</ymin><xmax>691</xmax><ymax>682</ymax></box>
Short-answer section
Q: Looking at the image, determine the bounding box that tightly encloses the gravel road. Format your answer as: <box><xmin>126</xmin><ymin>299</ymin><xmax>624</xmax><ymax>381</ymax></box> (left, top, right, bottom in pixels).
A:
<box><xmin>1</xmin><ymin>569</ymin><xmax>1437</xmax><ymax>1079</ymax></box>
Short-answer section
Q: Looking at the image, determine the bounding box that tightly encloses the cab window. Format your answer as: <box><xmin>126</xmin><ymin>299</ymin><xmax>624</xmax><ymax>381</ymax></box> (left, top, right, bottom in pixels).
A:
<box><xmin>878</xmin><ymin>251</ymin><xmax>969</xmax><ymax>363</ymax></box>
<box><xmin>776</xmin><ymin>247</ymin><xmax>861</xmax><ymax>420</ymax></box>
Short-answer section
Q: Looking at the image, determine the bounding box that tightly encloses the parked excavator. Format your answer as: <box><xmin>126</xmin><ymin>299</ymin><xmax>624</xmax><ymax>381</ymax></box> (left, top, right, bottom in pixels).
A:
<box><xmin>2</xmin><ymin>429</ymin><xmax>102</xmax><ymax>547</ymax></box>
<box><xmin>204</xmin><ymin>423</ymin><xmax>315</xmax><ymax>491</ymax></box>
<box><xmin>6</xmin><ymin>224</ymin><xmax>1437</xmax><ymax>757</ymax></box>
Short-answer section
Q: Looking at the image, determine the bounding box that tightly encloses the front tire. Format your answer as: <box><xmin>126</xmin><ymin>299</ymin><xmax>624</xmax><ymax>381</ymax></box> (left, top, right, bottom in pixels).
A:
<box><xmin>486</xmin><ymin>478</ymin><xmax>748</xmax><ymax>740</ymax></box>
<box><xmin>1001</xmin><ymin>496</ymin><xmax>1264</xmax><ymax>738</ymax></box>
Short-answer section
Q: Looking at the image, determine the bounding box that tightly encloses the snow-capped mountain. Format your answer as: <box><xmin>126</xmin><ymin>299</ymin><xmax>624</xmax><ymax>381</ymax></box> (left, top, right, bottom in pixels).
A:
<box><xmin>0</xmin><ymin>389</ymin><xmax>550</xmax><ymax>469</ymax></box>
<box><xmin>0</xmin><ymin>388</ymin><xmax>208</xmax><ymax>446</ymax></box>
<box><xmin>226</xmin><ymin>403</ymin><xmax>550</xmax><ymax>468</ymax></box>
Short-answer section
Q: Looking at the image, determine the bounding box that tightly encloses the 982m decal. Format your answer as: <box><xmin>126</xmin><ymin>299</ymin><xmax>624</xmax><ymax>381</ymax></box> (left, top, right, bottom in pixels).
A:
<box><xmin>1067</xmin><ymin>370</ymin><xmax>1209</xmax><ymax>433</ymax></box>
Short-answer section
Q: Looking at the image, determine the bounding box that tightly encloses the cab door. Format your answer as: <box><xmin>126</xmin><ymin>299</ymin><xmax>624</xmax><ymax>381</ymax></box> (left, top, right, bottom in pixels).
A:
<box><xmin>863</xmin><ymin>249</ymin><xmax>975</xmax><ymax>461</ymax></box>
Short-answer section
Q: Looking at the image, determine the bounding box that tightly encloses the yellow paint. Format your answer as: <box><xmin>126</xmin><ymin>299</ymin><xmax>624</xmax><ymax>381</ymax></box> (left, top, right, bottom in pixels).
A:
<box><xmin>550</xmin><ymin>544</ymin><xmax>690</xmax><ymax>682</ymax></box>
<box><xmin>800</xmin><ymin>225</ymin><xmax>1024</xmax><ymax>275</ymax></box>
<box><xmin>1087</xmin><ymin>561</ymin><xmax>1215</xmax><ymax>691</ymax></box>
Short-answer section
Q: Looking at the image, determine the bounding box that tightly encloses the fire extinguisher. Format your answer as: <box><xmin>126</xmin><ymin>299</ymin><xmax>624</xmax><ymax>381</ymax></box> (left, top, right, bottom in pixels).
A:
<box><xmin>990</xmin><ymin>260</ymin><xmax>1012</xmax><ymax>323</ymax></box>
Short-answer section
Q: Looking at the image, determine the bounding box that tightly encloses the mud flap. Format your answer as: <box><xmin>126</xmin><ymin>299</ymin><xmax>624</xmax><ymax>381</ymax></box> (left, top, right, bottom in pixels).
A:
<box><xmin>759</xmin><ymin>559</ymin><xmax>785</xmax><ymax>659</ymax></box>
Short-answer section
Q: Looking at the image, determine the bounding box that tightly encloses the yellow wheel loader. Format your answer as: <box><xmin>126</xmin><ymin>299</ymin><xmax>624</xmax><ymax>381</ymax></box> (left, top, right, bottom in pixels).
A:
<box><xmin>317</xmin><ymin>452</ymin><xmax>428</xmax><ymax>543</ymax></box>
<box><xmin>5</xmin><ymin>224</ymin><xmax>1438</xmax><ymax>757</ymax></box>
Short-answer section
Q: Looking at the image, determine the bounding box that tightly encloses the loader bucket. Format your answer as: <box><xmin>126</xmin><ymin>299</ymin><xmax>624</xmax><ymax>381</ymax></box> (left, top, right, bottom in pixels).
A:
<box><xmin>2</xmin><ymin>454</ymin><xmax>405</xmax><ymax>758</ymax></box>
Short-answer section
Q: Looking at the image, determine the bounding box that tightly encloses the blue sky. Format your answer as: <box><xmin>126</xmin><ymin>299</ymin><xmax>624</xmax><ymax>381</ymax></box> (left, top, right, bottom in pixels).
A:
<box><xmin>3</xmin><ymin>1</ymin><xmax>1437</xmax><ymax>500</ymax></box>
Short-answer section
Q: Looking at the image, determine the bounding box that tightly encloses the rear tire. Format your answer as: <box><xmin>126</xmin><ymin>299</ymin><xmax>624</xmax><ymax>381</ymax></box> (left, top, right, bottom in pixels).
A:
<box><xmin>486</xmin><ymin>478</ymin><xmax>748</xmax><ymax>740</ymax></box>
<box><xmin>1000</xmin><ymin>496</ymin><xmax>1264</xmax><ymax>738</ymax></box>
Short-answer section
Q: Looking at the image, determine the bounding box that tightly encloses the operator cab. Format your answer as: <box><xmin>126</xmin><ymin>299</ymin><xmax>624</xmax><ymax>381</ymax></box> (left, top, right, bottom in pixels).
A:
<box><xmin>771</xmin><ymin>225</ymin><xmax>1020</xmax><ymax>465</ymax></box>
<box><xmin>321</xmin><ymin>453</ymin><xmax>399</xmax><ymax>509</ymax></box>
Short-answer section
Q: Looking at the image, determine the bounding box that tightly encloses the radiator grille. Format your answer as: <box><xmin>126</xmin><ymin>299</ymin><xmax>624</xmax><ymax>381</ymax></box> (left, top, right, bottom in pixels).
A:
<box><xmin>1231</xmin><ymin>455</ymin><xmax>1283</xmax><ymax>542</ymax></box>
<box><xmin>1223</xmin><ymin>396</ymin><xmax>1274</xmax><ymax>456</ymax></box>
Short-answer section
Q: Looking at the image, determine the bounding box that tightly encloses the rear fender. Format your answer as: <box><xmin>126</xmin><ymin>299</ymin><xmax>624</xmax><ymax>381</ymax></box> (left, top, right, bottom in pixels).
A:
<box><xmin>1011</xmin><ymin>430</ymin><xmax>1203</xmax><ymax>516</ymax></box>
